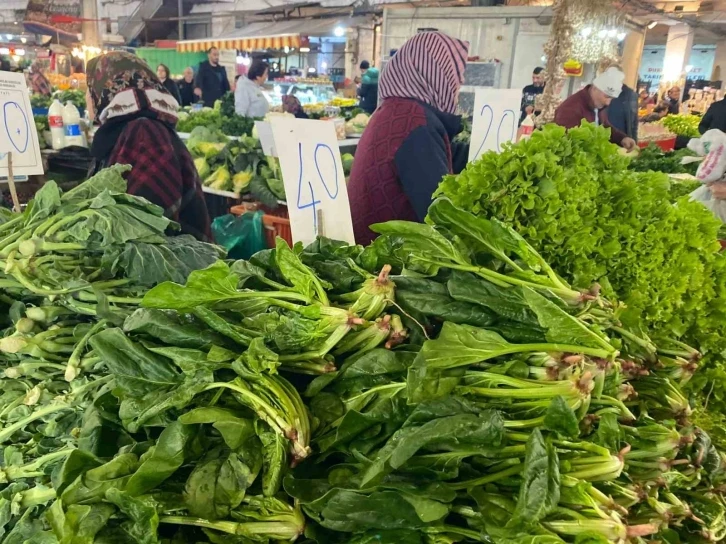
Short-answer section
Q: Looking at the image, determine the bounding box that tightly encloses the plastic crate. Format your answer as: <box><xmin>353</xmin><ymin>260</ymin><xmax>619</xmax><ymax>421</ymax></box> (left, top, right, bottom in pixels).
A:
<box><xmin>231</xmin><ymin>202</ymin><xmax>289</xmax><ymax>219</ymax></box>
<box><xmin>230</xmin><ymin>203</ymin><xmax>292</xmax><ymax>248</ymax></box>
<box><xmin>638</xmin><ymin>137</ymin><xmax>676</xmax><ymax>152</ymax></box>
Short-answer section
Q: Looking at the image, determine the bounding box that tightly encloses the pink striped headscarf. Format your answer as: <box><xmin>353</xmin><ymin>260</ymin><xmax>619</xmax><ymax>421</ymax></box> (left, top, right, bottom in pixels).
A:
<box><xmin>379</xmin><ymin>31</ymin><xmax>469</xmax><ymax>115</ymax></box>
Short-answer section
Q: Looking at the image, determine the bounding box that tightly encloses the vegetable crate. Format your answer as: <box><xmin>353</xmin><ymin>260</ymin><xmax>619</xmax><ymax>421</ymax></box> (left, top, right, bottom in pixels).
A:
<box><xmin>638</xmin><ymin>137</ymin><xmax>676</xmax><ymax>152</ymax></box>
<box><xmin>230</xmin><ymin>203</ymin><xmax>292</xmax><ymax>248</ymax></box>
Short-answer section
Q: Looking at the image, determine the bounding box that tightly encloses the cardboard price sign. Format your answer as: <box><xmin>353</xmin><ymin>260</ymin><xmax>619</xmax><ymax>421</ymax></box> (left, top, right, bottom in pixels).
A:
<box><xmin>468</xmin><ymin>88</ymin><xmax>523</xmax><ymax>162</ymax></box>
<box><xmin>0</xmin><ymin>71</ymin><xmax>44</xmax><ymax>177</ymax></box>
<box><xmin>270</xmin><ymin>117</ymin><xmax>355</xmax><ymax>246</ymax></box>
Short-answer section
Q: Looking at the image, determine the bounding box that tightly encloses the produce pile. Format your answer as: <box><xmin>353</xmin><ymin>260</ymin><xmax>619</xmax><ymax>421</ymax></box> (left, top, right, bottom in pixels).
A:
<box><xmin>628</xmin><ymin>144</ymin><xmax>698</xmax><ymax>176</ymax></box>
<box><xmin>436</xmin><ymin>122</ymin><xmax>726</xmax><ymax>424</ymax></box>
<box><xmin>660</xmin><ymin>114</ymin><xmax>701</xmax><ymax>138</ymax></box>
<box><xmin>176</xmin><ymin>93</ymin><xmax>257</xmax><ymax>137</ymax></box>
<box><xmin>1</xmin><ymin>168</ymin><xmax>726</xmax><ymax>543</ymax></box>
<box><xmin>186</xmin><ymin>126</ymin><xmax>285</xmax><ymax>204</ymax></box>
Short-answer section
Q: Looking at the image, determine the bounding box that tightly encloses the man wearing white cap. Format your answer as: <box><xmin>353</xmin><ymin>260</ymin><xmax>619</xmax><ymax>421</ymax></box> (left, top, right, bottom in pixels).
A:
<box><xmin>554</xmin><ymin>67</ymin><xmax>637</xmax><ymax>150</ymax></box>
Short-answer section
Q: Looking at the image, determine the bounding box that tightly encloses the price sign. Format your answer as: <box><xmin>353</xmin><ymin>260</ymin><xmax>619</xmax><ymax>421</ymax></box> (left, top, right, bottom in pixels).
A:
<box><xmin>0</xmin><ymin>71</ymin><xmax>44</xmax><ymax>177</ymax></box>
<box><xmin>468</xmin><ymin>88</ymin><xmax>523</xmax><ymax>163</ymax></box>
<box><xmin>255</xmin><ymin>121</ymin><xmax>276</xmax><ymax>157</ymax></box>
<box><xmin>270</xmin><ymin>117</ymin><xmax>355</xmax><ymax>246</ymax></box>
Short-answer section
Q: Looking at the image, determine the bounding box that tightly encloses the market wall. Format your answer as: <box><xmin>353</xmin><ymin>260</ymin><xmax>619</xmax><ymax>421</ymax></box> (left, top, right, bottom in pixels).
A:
<box><xmin>381</xmin><ymin>6</ymin><xmax>644</xmax><ymax>93</ymax></box>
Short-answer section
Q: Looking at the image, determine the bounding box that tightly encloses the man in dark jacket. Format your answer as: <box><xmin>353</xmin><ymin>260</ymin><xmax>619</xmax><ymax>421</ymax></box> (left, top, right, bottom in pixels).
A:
<box><xmin>358</xmin><ymin>60</ymin><xmax>379</xmax><ymax>114</ymax></box>
<box><xmin>520</xmin><ymin>66</ymin><xmax>545</xmax><ymax>123</ymax></box>
<box><xmin>699</xmin><ymin>98</ymin><xmax>726</xmax><ymax>134</ymax></box>
<box><xmin>606</xmin><ymin>84</ymin><xmax>639</xmax><ymax>141</ymax></box>
<box><xmin>554</xmin><ymin>67</ymin><xmax>636</xmax><ymax>150</ymax></box>
<box><xmin>177</xmin><ymin>67</ymin><xmax>196</xmax><ymax>107</ymax></box>
<box><xmin>194</xmin><ymin>47</ymin><xmax>230</xmax><ymax>107</ymax></box>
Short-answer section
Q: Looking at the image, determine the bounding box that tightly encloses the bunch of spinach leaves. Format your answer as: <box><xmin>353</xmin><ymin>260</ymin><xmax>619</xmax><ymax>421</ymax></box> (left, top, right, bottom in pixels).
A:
<box><xmin>1</xmin><ymin>180</ymin><xmax>726</xmax><ymax>544</ymax></box>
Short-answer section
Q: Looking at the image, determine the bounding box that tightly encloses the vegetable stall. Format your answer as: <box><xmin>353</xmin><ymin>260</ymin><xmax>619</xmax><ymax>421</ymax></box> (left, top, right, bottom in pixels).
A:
<box><xmin>1</xmin><ymin>130</ymin><xmax>726</xmax><ymax>543</ymax></box>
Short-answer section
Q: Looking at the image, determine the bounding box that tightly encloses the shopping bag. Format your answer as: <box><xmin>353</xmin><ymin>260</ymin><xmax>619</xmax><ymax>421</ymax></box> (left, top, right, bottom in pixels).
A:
<box><xmin>212</xmin><ymin>211</ymin><xmax>266</xmax><ymax>260</ymax></box>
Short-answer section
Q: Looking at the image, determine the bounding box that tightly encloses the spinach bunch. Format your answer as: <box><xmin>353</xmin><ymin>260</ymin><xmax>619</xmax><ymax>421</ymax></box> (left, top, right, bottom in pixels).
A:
<box><xmin>286</xmin><ymin>198</ymin><xmax>726</xmax><ymax>544</ymax></box>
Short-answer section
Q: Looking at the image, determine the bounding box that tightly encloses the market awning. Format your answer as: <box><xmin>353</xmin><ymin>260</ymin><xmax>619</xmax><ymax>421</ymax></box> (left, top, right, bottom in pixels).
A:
<box><xmin>176</xmin><ymin>17</ymin><xmax>370</xmax><ymax>53</ymax></box>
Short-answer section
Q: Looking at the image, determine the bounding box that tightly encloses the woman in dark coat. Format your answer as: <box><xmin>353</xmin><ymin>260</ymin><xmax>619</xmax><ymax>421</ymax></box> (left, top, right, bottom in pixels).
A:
<box><xmin>86</xmin><ymin>52</ymin><xmax>211</xmax><ymax>241</ymax></box>
<box><xmin>156</xmin><ymin>63</ymin><xmax>182</xmax><ymax>105</ymax></box>
<box><xmin>347</xmin><ymin>31</ymin><xmax>469</xmax><ymax>245</ymax></box>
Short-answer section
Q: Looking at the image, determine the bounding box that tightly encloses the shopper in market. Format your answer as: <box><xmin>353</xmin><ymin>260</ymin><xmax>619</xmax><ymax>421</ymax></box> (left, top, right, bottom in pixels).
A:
<box><xmin>348</xmin><ymin>31</ymin><xmax>469</xmax><ymax>245</ymax></box>
<box><xmin>520</xmin><ymin>66</ymin><xmax>545</xmax><ymax>123</ymax></box>
<box><xmin>281</xmin><ymin>95</ymin><xmax>308</xmax><ymax>119</ymax></box>
<box><xmin>156</xmin><ymin>63</ymin><xmax>182</xmax><ymax>104</ymax></box>
<box><xmin>29</xmin><ymin>60</ymin><xmax>51</xmax><ymax>96</ymax></box>
<box><xmin>698</xmin><ymin>96</ymin><xmax>726</xmax><ymax>133</ymax></box>
<box><xmin>86</xmin><ymin>51</ymin><xmax>212</xmax><ymax>242</ymax></box>
<box><xmin>194</xmin><ymin>47</ymin><xmax>230</xmax><ymax>107</ymax></box>
<box><xmin>663</xmin><ymin>86</ymin><xmax>682</xmax><ymax>115</ymax></box>
<box><xmin>177</xmin><ymin>67</ymin><xmax>196</xmax><ymax>106</ymax></box>
<box><xmin>598</xmin><ymin>61</ymin><xmax>638</xmax><ymax>141</ymax></box>
<box><xmin>358</xmin><ymin>60</ymin><xmax>379</xmax><ymax>114</ymax></box>
<box><xmin>234</xmin><ymin>59</ymin><xmax>270</xmax><ymax>118</ymax></box>
<box><xmin>554</xmin><ymin>67</ymin><xmax>637</xmax><ymax>150</ymax></box>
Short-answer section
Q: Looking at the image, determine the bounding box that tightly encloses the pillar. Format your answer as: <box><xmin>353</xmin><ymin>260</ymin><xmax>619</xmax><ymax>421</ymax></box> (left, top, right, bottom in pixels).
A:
<box><xmin>662</xmin><ymin>23</ymin><xmax>694</xmax><ymax>92</ymax></box>
<box><xmin>621</xmin><ymin>30</ymin><xmax>645</xmax><ymax>89</ymax></box>
<box><xmin>711</xmin><ymin>40</ymin><xmax>726</xmax><ymax>82</ymax></box>
<box><xmin>81</xmin><ymin>0</ymin><xmax>101</xmax><ymax>47</ymax></box>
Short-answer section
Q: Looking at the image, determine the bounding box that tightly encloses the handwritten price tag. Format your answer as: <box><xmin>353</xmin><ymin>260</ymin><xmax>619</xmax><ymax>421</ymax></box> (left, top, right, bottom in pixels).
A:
<box><xmin>0</xmin><ymin>71</ymin><xmax>44</xmax><ymax>177</ymax></box>
<box><xmin>468</xmin><ymin>88</ymin><xmax>523</xmax><ymax>163</ymax></box>
<box><xmin>270</xmin><ymin>118</ymin><xmax>355</xmax><ymax>246</ymax></box>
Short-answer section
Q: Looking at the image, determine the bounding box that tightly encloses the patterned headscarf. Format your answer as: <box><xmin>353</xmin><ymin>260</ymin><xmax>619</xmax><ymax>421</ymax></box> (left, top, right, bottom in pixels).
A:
<box><xmin>379</xmin><ymin>31</ymin><xmax>469</xmax><ymax>115</ymax></box>
<box><xmin>86</xmin><ymin>51</ymin><xmax>179</xmax><ymax>125</ymax></box>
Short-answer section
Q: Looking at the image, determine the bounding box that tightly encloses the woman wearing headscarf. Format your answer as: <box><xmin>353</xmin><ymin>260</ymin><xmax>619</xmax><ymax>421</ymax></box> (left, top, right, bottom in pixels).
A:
<box><xmin>29</xmin><ymin>60</ymin><xmax>51</xmax><ymax>96</ymax></box>
<box><xmin>347</xmin><ymin>31</ymin><xmax>469</xmax><ymax>245</ymax></box>
<box><xmin>86</xmin><ymin>51</ymin><xmax>212</xmax><ymax>242</ymax></box>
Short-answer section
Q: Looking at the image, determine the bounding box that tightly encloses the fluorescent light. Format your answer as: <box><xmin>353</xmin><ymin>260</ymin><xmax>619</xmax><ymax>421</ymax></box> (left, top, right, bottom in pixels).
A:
<box><xmin>20</xmin><ymin>37</ymin><xmax>26</xmax><ymax>43</ymax></box>
<box><xmin>321</xmin><ymin>61</ymin><xmax>328</xmax><ymax>69</ymax></box>
<box><xmin>308</xmin><ymin>67</ymin><xmax>316</xmax><ymax>73</ymax></box>
<box><xmin>647</xmin><ymin>21</ymin><xmax>658</xmax><ymax>29</ymax></box>
<box><xmin>333</xmin><ymin>26</ymin><xmax>345</xmax><ymax>37</ymax></box>
<box><xmin>598</xmin><ymin>29</ymin><xmax>607</xmax><ymax>38</ymax></box>
<box><xmin>283</xmin><ymin>45</ymin><xmax>289</xmax><ymax>53</ymax></box>
<box><xmin>16</xmin><ymin>49</ymin><xmax>24</xmax><ymax>56</ymax></box>
<box><xmin>6</xmin><ymin>34</ymin><xmax>12</xmax><ymax>40</ymax></box>
<box><xmin>617</xmin><ymin>32</ymin><xmax>627</xmax><ymax>41</ymax></box>
<box><xmin>607</xmin><ymin>29</ymin><xmax>617</xmax><ymax>38</ymax></box>
<box><xmin>580</xmin><ymin>27</ymin><xmax>592</xmax><ymax>37</ymax></box>
<box><xmin>300</xmin><ymin>47</ymin><xmax>310</xmax><ymax>53</ymax></box>
<box><xmin>0</xmin><ymin>48</ymin><xmax>9</xmax><ymax>55</ymax></box>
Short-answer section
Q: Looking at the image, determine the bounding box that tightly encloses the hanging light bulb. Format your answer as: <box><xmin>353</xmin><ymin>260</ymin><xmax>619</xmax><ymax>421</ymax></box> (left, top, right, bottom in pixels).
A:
<box><xmin>617</xmin><ymin>32</ymin><xmax>626</xmax><ymax>41</ymax></box>
<box><xmin>580</xmin><ymin>27</ymin><xmax>592</xmax><ymax>38</ymax></box>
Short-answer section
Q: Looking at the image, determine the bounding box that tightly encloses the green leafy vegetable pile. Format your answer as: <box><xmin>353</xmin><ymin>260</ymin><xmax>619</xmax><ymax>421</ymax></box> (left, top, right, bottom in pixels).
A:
<box><xmin>185</xmin><ymin>126</ymin><xmax>285</xmax><ymax>203</ymax></box>
<box><xmin>54</xmin><ymin>90</ymin><xmax>86</xmax><ymax>111</ymax></box>
<box><xmin>2</xmin><ymin>175</ymin><xmax>726</xmax><ymax>543</ymax></box>
<box><xmin>30</xmin><ymin>95</ymin><xmax>52</xmax><ymax>109</ymax></box>
<box><xmin>436</xmin><ymin>122</ymin><xmax>726</xmax><ymax>421</ymax></box>
<box><xmin>628</xmin><ymin>144</ymin><xmax>699</xmax><ymax>176</ymax></box>
<box><xmin>660</xmin><ymin>114</ymin><xmax>701</xmax><ymax>138</ymax></box>
<box><xmin>176</xmin><ymin>109</ymin><xmax>221</xmax><ymax>133</ymax></box>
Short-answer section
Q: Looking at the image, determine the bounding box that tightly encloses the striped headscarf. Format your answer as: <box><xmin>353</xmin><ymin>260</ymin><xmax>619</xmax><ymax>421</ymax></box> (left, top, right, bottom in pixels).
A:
<box><xmin>379</xmin><ymin>31</ymin><xmax>469</xmax><ymax>115</ymax></box>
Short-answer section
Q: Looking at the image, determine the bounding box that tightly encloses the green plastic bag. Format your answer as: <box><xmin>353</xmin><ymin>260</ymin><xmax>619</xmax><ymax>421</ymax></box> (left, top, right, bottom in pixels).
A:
<box><xmin>212</xmin><ymin>211</ymin><xmax>266</xmax><ymax>260</ymax></box>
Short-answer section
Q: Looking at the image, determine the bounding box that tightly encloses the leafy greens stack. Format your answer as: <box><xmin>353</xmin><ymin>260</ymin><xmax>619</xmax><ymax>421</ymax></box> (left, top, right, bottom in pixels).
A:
<box><xmin>1</xmin><ymin>168</ymin><xmax>725</xmax><ymax>543</ymax></box>
<box><xmin>435</xmin><ymin>122</ymin><xmax>726</xmax><ymax>431</ymax></box>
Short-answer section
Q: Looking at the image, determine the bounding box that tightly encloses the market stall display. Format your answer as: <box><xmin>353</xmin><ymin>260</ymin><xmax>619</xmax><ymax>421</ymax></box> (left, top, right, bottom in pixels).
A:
<box><xmin>660</xmin><ymin>114</ymin><xmax>701</xmax><ymax>139</ymax></box>
<box><xmin>1</xmin><ymin>163</ymin><xmax>725</xmax><ymax>542</ymax></box>
<box><xmin>437</xmin><ymin>122</ymin><xmax>726</xmax><ymax>438</ymax></box>
<box><xmin>637</xmin><ymin>123</ymin><xmax>676</xmax><ymax>151</ymax></box>
<box><xmin>628</xmin><ymin>144</ymin><xmax>698</xmax><ymax>176</ymax></box>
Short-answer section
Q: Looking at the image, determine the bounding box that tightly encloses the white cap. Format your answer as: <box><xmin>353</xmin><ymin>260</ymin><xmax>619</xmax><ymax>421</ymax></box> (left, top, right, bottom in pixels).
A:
<box><xmin>592</xmin><ymin>67</ymin><xmax>624</xmax><ymax>98</ymax></box>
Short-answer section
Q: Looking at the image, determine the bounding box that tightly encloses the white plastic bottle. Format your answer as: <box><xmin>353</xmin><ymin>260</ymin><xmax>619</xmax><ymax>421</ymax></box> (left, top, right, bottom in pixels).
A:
<box><xmin>48</xmin><ymin>99</ymin><xmax>65</xmax><ymax>150</ymax></box>
<box><xmin>62</xmin><ymin>102</ymin><xmax>85</xmax><ymax>147</ymax></box>
<box><xmin>518</xmin><ymin>114</ymin><xmax>535</xmax><ymax>142</ymax></box>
